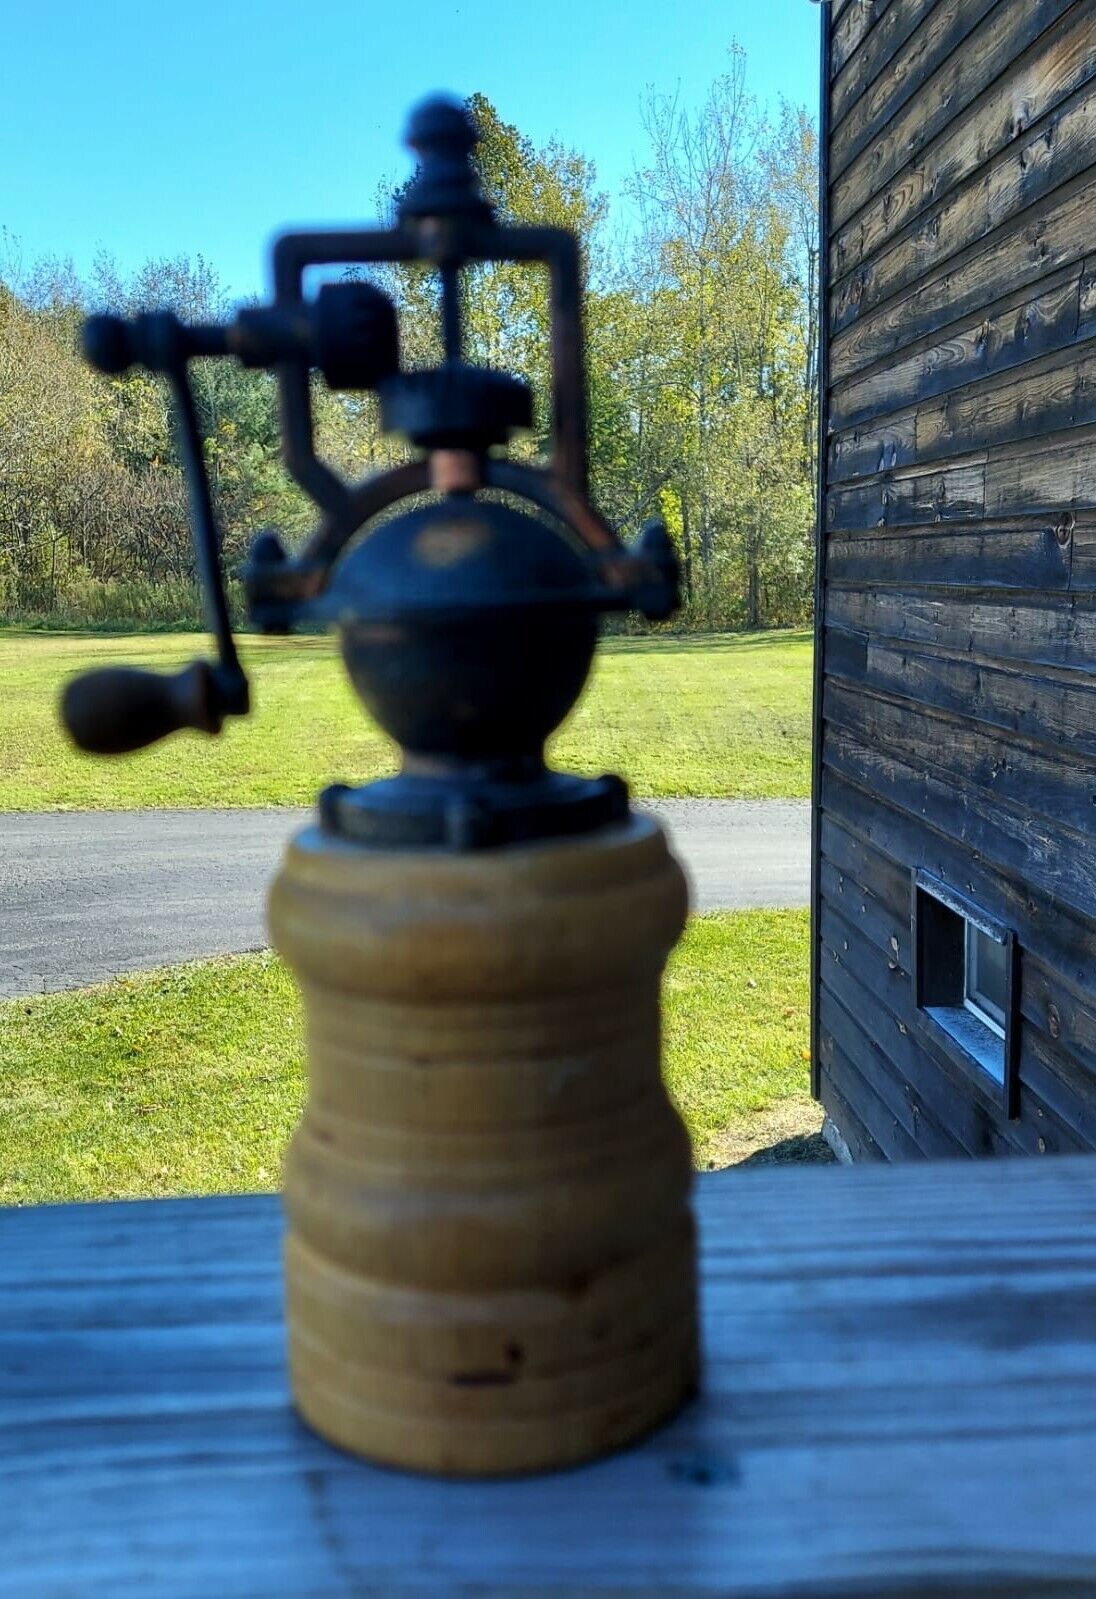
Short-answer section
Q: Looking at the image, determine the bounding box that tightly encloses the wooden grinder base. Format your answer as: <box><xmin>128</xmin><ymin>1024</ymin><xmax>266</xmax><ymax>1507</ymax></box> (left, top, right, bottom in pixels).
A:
<box><xmin>270</xmin><ymin>814</ymin><xmax>698</xmax><ymax>1476</ymax></box>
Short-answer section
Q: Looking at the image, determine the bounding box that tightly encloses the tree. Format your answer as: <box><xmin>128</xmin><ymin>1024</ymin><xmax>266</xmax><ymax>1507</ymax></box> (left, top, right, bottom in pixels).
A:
<box><xmin>0</xmin><ymin>54</ymin><xmax>819</xmax><ymax>631</ymax></box>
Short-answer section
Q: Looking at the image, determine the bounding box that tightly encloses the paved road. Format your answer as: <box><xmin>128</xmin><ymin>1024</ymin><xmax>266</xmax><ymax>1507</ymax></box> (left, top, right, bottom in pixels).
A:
<box><xmin>0</xmin><ymin>801</ymin><xmax>809</xmax><ymax>998</ymax></box>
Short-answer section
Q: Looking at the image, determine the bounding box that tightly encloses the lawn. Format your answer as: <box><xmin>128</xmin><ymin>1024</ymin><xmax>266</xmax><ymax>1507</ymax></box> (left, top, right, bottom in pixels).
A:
<box><xmin>0</xmin><ymin>627</ymin><xmax>812</xmax><ymax>809</ymax></box>
<box><xmin>0</xmin><ymin>909</ymin><xmax>811</xmax><ymax>1205</ymax></box>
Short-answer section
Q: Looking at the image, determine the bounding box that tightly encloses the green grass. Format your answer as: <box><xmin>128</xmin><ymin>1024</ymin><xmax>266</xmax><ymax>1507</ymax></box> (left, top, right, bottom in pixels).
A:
<box><xmin>0</xmin><ymin>627</ymin><xmax>812</xmax><ymax>809</ymax></box>
<box><xmin>0</xmin><ymin>910</ymin><xmax>810</xmax><ymax>1205</ymax></box>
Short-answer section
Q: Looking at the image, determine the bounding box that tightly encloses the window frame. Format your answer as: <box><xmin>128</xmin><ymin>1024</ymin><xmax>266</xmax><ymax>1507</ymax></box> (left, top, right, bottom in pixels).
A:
<box><xmin>963</xmin><ymin>922</ymin><xmax>1007</xmax><ymax>1041</ymax></box>
<box><xmin>912</xmin><ymin>870</ymin><xmax>1020</xmax><ymax>1119</ymax></box>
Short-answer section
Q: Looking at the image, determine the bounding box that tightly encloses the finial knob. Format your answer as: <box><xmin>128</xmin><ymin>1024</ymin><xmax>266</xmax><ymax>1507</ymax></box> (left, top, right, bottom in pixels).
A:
<box><xmin>398</xmin><ymin>96</ymin><xmax>493</xmax><ymax>224</ymax></box>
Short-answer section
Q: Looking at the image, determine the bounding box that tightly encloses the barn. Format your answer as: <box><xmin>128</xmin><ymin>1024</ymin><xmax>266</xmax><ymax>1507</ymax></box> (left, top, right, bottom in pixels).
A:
<box><xmin>813</xmin><ymin>0</ymin><xmax>1096</xmax><ymax>1159</ymax></box>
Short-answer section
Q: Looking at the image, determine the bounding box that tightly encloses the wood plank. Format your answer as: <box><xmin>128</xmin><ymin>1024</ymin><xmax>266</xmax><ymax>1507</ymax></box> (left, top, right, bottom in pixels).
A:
<box><xmin>831</xmin><ymin>0</ymin><xmax>897</xmax><ymax>80</ymax></box>
<box><xmin>832</xmin><ymin>12</ymin><xmax>1096</xmax><ymax>297</ymax></box>
<box><xmin>825</xmin><ymin>674</ymin><xmax>1096</xmax><ymax>841</ymax></box>
<box><xmin>825</xmin><ymin>908</ymin><xmax>1077</xmax><ymax>1162</ymax></box>
<box><xmin>832</xmin><ymin>333</ymin><xmax>1096</xmax><ymax>488</ymax></box>
<box><xmin>818</xmin><ymin>1008</ymin><xmax>937</xmax><ymax>1160</ymax></box>
<box><xmin>1024</xmin><ymin>957</ymin><xmax>1096</xmax><ymax>1079</ymax></box>
<box><xmin>823</xmin><ymin>509</ymin><xmax>1096</xmax><ymax>585</ymax></box>
<box><xmin>822</xmin><ymin>823</ymin><xmax>1096</xmax><ymax>1113</ymax></box>
<box><xmin>820</xmin><ymin>856</ymin><xmax>909</xmax><ymax>967</ymax></box>
<box><xmin>818</xmin><ymin>1069</ymin><xmax>887</xmax><ymax>1161</ymax></box>
<box><xmin>818</xmin><ymin>1013</ymin><xmax>924</xmax><ymax>1159</ymax></box>
<box><xmin>829</xmin><ymin>0</ymin><xmax>1000</xmax><ymax>189</ymax></box>
<box><xmin>830</xmin><ymin>0</ymin><xmax>939</xmax><ymax>134</ymax></box>
<box><xmin>1073</xmin><ymin>517</ymin><xmax>1096</xmax><ymax>587</ymax></box>
<box><xmin>11</xmin><ymin>1173</ymin><xmax>1096</xmax><ymax>1592</ymax></box>
<box><xmin>831</xmin><ymin>170</ymin><xmax>1096</xmax><ymax>378</ymax></box>
<box><xmin>820</xmin><ymin>768</ymin><xmax>1096</xmax><ymax>984</ymax></box>
<box><xmin>830</xmin><ymin>267</ymin><xmax>1082</xmax><ymax>435</ymax></box>
<box><xmin>821</xmin><ymin>811</ymin><xmax>913</xmax><ymax>920</ymax></box>
<box><xmin>826</xmin><ymin>460</ymin><xmax>986</xmax><ymax>532</ymax></box>
<box><xmin>819</xmin><ymin>904</ymin><xmax>1055</xmax><ymax>1158</ymax></box>
<box><xmin>820</xmin><ymin>825</ymin><xmax>1092</xmax><ymax>1156</ymax></box>
<box><xmin>821</xmin><ymin>894</ymin><xmax>909</xmax><ymax>1006</ymax></box>
<box><xmin>829</xmin><ymin>420</ymin><xmax>1096</xmax><ymax>535</ymax></box>
<box><xmin>824</xmin><ymin>720</ymin><xmax>1096</xmax><ymax>916</ymax></box>
<box><xmin>825</xmin><ymin>525</ymin><xmax>1071</xmax><ymax>589</ymax></box>
<box><xmin>819</xmin><ymin>812</ymin><xmax>1094</xmax><ymax>1125</ymax></box>
<box><xmin>829</xmin><ymin>406</ymin><xmax>919</xmax><ymax>481</ymax></box>
<box><xmin>819</xmin><ymin>0</ymin><xmax>1096</xmax><ymax>1166</ymax></box>
<box><xmin>831</xmin><ymin>0</ymin><xmax>1078</xmax><ymax>229</ymax></box>
<box><xmin>821</xmin><ymin>904</ymin><xmax>1048</xmax><ymax>1155</ymax></box>
<box><xmin>915</xmin><ymin>341</ymin><xmax>1096</xmax><ymax>467</ymax></box>
<box><xmin>824</xmin><ymin>589</ymin><xmax>1096</xmax><ymax>675</ymax></box>
<box><xmin>987</xmin><ymin>427</ymin><xmax>1096</xmax><ymax>514</ymax></box>
<box><xmin>1080</xmin><ymin>253</ymin><xmax>1096</xmax><ymax>336</ymax></box>
<box><xmin>826</xmin><ymin>623</ymin><xmax>1096</xmax><ymax>752</ymax></box>
<box><xmin>1020</xmin><ymin>1026</ymin><xmax>1096</xmax><ymax>1148</ymax></box>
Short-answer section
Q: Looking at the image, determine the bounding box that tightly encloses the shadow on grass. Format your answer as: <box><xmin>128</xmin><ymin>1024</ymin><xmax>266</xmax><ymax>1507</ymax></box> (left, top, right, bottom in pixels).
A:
<box><xmin>601</xmin><ymin>628</ymin><xmax>813</xmax><ymax>656</ymax></box>
<box><xmin>2</xmin><ymin>622</ymin><xmax>813</xmax><ymax>658</ymax></box>
<box><xmin>0</xmin><ymin>627</ymin><xmax>341</xmax><ymax>656</ymax></box>
<box><xmin>735</xmin><ymin>1132</ymin><xmax>836</xmax><ymax>1168</ymax></box>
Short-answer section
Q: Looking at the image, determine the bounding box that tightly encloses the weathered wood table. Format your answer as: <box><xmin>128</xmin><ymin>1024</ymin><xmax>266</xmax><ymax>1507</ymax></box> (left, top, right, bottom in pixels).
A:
<box><xmin>4</xmin><ymin>1156</ymin><xmax>1096</xmax><ymax>1596</ymax></box>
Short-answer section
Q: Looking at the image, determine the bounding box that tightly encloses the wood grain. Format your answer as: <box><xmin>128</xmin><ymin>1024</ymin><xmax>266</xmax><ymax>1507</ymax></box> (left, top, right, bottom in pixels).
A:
<box><xmin>825</xmin><ymin>673</ymin><xmax>1096</xmax><ymax>839</ymax></box>
<box><xmin>825</xmin><ymin>719</ymin><xmax>1096</xmax><ymax>916</ymax></box>
<box><xmin>825</xmin><ymin>588</ymin><xmax>1096</xmax><ymax>674</ymax></box>
<box><xmin>831</xmin><ymin>0</ymin><xmax>1077</xmax><ymax>227</ymax></box>
<box><xmin>831</xmin><ymin>0</ymin><xmax>899</xmax><ymax>81</ymax></box>
<box><xmin>831</xmin><ymin>171</ymin><xmax>1096</xmax><ymax>377</ymax></box>
<box><xmin>831</xmin><ymin>266</ymin><xmax>1083</xmax><ymax>439</ymax></box>
<box><xmin>826</xmin><ymin>525</ymin><xmax>1071</xmax><ymax>588</ymax></box>
<box><xmin>822</xmin><ymin>776</ymin><xmax>1096</xmax><ymax>989</ymax></box>
<box><xmin>8</xmin><ymin>1165</ymin><xmax>1096</xmax><ymax>1594</ymax></box>
<box><xmin>829</xmin><ymin>0</ymin><xmax>1000</xmax><ymax>188</ymax></box>
<box><xmin>821</xmin><ymin>882</ymin><xmax>1088</xmax><ymax>1157</ymax></box>
<box><xmin>832</xmin><ymin>11</ymin><xmax>1096</xmax><ymax>297</ymax></box>
<box><xmin>826</xmin><ymin>459</ymin><xmax>986</xmax><ymax>532</ymax></box>
<box><xmin>830</xmin><ymin>0</ymin><xmax>933</xmax><ymax>130</ymax></box>
<box><xmin>818</xmin><ymin>0</ymin><xmax>1096</xmax><ymax>1162</ymax></box>
<box><xmin>269</xmin><ymin>819</ymin><xmax>697</xmax><ymax>1476</ymax></box>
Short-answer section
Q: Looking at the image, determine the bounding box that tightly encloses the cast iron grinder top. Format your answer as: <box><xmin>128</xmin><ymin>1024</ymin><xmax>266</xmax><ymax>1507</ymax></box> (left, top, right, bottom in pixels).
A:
<box><xmin>62</xmin><ymin>97</ymin><xmax>680</xmax><ymax>849</ymax></box>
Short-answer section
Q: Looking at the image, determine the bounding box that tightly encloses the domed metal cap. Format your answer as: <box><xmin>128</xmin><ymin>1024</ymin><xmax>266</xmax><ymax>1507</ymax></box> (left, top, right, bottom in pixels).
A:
<box><xmin>316</xmin><ymin>499</ymin><xmax>599</xmax><ymax>626</ymax></box>
<box><xmin>324</xmin><ymin>501</ymin><xmax>601</xmax><ymax>796</ymax></box>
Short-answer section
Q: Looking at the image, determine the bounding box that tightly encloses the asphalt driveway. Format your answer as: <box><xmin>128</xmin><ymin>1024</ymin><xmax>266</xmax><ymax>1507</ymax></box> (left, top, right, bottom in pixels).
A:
<box><xmin>0</xmin><ymin>800</ymin><xmax>809</xmax><ymax>997</ymax></box>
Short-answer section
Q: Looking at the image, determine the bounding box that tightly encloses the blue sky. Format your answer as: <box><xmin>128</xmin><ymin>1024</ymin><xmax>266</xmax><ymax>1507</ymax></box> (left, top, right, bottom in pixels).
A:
<box><xmin>3</xmin><ymin>0</ymin><xmax>821</xmax><ymax>300</ymax></box>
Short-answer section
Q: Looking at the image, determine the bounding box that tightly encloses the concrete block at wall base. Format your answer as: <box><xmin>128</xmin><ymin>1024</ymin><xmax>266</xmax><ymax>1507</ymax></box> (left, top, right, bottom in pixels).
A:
<box><xmin>822</xmin><ymin>1115</ymin><xmax>854</xmax><ymax>1165</ymax></box>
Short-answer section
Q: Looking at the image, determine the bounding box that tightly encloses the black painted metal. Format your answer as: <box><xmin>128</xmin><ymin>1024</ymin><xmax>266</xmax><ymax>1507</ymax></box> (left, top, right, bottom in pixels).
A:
<box><xmin>810</xmin><ymin>4</ymin><xmax>831</xmax><ymax>1100</ymax></box>
<box><xmin>62</xmin><ymin>96</ymin><xmax>681</xmax><ymax>849</ymax></box>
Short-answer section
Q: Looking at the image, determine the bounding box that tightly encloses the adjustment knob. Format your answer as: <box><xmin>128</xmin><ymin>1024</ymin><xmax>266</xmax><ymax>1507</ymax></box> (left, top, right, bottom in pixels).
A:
<box><xmin>312</xmin><ymin>283</ymin><xmax>400</xmax><ymax>391</ymax></box>
<box><xmin>378</xmin><ymin>365</ymin><xmax>532</xmax><ymax>450</ymax></box>
<box><xmin>83</xmin><ymin>314</ymin><xmax>136</xmax><ymax>374</ymax></box>
<box><xmin>631</xmin><ymin>518</ymin><xmax>681</xmax><ymax>622</ymax></box>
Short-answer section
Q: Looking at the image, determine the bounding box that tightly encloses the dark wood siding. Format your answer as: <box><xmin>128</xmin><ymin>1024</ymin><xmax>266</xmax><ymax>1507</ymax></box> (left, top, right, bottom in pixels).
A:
<box><xmin>815</xmin><ymin>0</ymin><xmax>1096</xmax><ymax>1159</ymax></box>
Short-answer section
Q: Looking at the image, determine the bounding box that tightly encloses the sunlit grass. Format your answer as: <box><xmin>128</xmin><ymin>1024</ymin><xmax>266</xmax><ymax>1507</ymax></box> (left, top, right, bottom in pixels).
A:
<box><xmin>0</xmin><ymin>627</ymin><xmax>813</xmax><ymax>808</ymax></box>
<box><xmin>0</xmin><ymin>909</ymin><xmax>811</xmax><ymax>1204</ymax></box>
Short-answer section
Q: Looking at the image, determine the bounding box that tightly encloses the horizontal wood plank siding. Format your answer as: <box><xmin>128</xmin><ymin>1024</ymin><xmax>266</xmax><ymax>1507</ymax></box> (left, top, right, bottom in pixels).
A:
<box><xmin>816</xmin><ymin>0</ymin><xmax>1096</xmax><ymax>1160</ymax></box>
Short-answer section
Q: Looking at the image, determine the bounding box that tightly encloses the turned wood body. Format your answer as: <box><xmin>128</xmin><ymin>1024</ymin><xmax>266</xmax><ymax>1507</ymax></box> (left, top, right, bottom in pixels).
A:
<box><xmin>269</xmin><ymin>813</ymin><xmax>698</xmax><ymax>1476</ymax></box>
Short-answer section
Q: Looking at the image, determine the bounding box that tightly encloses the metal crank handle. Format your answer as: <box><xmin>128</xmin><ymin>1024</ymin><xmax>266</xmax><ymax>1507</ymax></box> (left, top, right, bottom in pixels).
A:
<box><xmin>60</xmin><ymin>661</ymin><xmax>249</xmax><ymax>756</ymax></box>
<box><xmin>77</xmin><ymin>316</ymin><xmax>253</xmax><ymax>752</ymax></box>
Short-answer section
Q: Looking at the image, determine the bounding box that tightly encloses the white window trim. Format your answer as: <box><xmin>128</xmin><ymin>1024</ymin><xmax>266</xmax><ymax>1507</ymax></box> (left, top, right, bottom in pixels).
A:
<box><xmin>963</xmin><ymin>923</ymin><xmax>1006</xmax><ymax>1040</ymax></box>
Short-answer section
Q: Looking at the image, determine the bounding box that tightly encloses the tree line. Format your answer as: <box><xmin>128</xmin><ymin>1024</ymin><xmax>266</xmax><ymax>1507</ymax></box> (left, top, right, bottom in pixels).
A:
<box><xmin>0</xmin><ymin>50</ymin><xmax>817</xmax><ymax>632</ymax></box>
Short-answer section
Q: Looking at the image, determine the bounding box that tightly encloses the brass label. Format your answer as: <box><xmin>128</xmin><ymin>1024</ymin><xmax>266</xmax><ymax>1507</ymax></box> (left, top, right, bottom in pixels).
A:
<box><xmin>413</xmin><ymin>518</ymin><xmax>491</xmax><ymax>568</ymax></box>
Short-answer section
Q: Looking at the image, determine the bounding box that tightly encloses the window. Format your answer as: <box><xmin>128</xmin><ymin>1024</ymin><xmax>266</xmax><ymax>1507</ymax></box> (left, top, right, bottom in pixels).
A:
<box><xmin>913</xmin><ymin>872</ymin><xmax>1019</xmax><ymax>1117</ymax></box>
<box><xmin>964</xmin><ymin>922</ymin><xmax>1007</xmax><ymax>1039</ymax></box>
